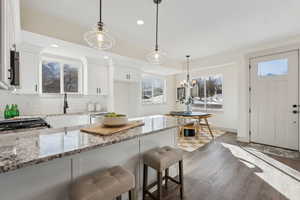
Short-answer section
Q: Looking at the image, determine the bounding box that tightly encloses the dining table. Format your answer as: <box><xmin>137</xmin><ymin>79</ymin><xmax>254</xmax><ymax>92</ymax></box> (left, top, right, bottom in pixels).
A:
<box><xmin>166</xmin><ymin>111</ymin><xmax>214</xmax><ymax>138</ymax></box>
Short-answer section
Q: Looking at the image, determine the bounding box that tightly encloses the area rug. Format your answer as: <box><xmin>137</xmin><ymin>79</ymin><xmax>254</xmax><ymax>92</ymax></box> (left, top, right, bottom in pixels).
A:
<box><xmin>244</xmin><ymin>143</ymin><xmax>300</xmax><ymax>160</ymax></box>
<box><xmin>177</xmin><ymin>127</ymin><xmax>226</xmax><ymax>152</ymax></box>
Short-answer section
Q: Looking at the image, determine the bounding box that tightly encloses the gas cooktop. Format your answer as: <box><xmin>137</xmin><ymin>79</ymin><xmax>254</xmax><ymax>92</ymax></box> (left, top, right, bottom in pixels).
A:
<box><xmin>0</xmin><ymin>118</ymin><xmax>51</xmax><ymax>132</ymax></box>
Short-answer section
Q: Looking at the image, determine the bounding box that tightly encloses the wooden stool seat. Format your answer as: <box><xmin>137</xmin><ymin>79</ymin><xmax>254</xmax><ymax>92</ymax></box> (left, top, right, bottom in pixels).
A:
<box><xmin>70</xmin><ymin>166</ymin><xmax>135</xmax><ymax>200</ymax></box>
<box><xmin>143</xmin><ymin>146</ymin><xmax>184</xmax><ymax>200</ymax></box>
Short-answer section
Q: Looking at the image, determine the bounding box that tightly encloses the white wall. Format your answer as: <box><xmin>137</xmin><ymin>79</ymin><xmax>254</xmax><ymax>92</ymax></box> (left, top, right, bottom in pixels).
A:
<box><xmin>184</xmin><ymin>35</ymin><xmax>300</xmax><ymax>144</ymax></box>
<box><xmin>176</xmin><ymin>64</ymin><xmax>239</xmax><ymax>131</ymax></box>
<box><xmin>0</xmin><ymin>90</ymin><xmax>107</xmax><ymax>118</ymax></box>
<box><xmin>114</xmin><ymin>75</ymin><xmax>177</xmax><ymax>117</ymax></box>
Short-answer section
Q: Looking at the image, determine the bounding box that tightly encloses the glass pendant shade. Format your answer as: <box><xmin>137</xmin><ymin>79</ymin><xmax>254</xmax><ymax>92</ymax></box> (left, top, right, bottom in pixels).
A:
<box><xmin>146</xmin><ymin>0</ymin><xmax>167</xmax><ymax>65</ymax></box>
<box><xmin>84</xmin><ymin>0</ymin><xmax>115</xmax><ymax>50</ymax></box>
<box><xmin>84</xmin><ymin>26</ymin><xmax>115</xmax><ymax>50</ymax></box>
<box><xmin>146</xmin><ymin>49</ymin><xmax>167</xmax><ymax>65</ymax></box>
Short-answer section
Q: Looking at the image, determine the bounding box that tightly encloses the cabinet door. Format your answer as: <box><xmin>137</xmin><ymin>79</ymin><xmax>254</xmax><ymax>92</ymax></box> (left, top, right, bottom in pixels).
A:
<box><xmin>98</xmin><ymin>66</ymin><xmax>108</xmax><ymax>95</ymax></box>
<box><xmin>87</xmin><ymin>64</ymin><xmax>108</xmax><ymax>96</ymax></box>
<box><xmin>87</xmin><ymin>64</ymin><xmax>98</xmax><ymax>95</ymax></box>
<box><xmin>128</xmin><ymin>70</ymin><xmax>141</xmax><ymax>82</ymax></box>
<box><xmin>18</xmin><ymin>51</ymin><xmax>39</xmax><ymax>94</ymax></box>
<box><xmin>114</xmin><ymin>67</ymin><xmax>128</xmax><ymax>81</ymax></box>
<box><xmin>1</xmin><ymin>0</ymin><xmax>16</xmax><ymax>84</ymax></box>
<box><xmin>114</xmin><ymin>67</ymin><xmax>141</xmax><ymax>82</ymax></box>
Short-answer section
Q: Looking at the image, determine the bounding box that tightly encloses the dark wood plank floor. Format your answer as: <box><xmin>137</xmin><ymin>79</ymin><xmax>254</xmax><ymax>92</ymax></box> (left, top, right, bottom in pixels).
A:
<box><xmin>146</xmin><ymin>133</ymin><xmax>300</xmax><ymax>200</ymax></box>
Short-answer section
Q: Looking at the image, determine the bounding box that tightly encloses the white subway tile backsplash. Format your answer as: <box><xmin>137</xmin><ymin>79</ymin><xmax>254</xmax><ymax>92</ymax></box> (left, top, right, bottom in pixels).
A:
<box><xmin>0</xmin><ymin>91</ymin><xmax>107</xmax><ymax>117</ymax></box>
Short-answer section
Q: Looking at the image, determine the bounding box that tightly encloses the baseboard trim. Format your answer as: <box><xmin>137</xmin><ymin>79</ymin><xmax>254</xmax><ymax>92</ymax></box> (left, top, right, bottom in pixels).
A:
<box><xmin>237</xmin><ymin>136</ymin><xmax>250</xmax><ymax>143</ymax></box>
<box><xmin>212</xmin><ymin>126</ymin><xmax>237</xmax><ymax>133</ymax></box>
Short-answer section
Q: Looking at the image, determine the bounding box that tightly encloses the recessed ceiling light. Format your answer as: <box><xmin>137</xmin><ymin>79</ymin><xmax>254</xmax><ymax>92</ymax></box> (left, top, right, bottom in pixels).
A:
<box><xmin>51</xmin><ymin>44</ymin><xmax>59</xmax><ymax>48</ymax></box>
<box><xmin>137</xmin><ymin>20</ymin><xmax>144</xmax><ymax>25</ymax></box>
<box><xmin>104</xmin><ymin>56</ymin><xmax>109</xmax><ymax>59</ymax></box>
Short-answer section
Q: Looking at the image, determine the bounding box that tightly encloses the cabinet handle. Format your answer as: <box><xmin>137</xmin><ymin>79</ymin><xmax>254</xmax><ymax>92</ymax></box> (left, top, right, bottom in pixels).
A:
<box><xmin>35</xmin><ymin>84</ymin><xmax>38</xmax><ymax>92</ymax></box>
<box><xmin>99</xmin><ymin>88</ymin><xmax>101</xmax><ymax>94</ymax></box>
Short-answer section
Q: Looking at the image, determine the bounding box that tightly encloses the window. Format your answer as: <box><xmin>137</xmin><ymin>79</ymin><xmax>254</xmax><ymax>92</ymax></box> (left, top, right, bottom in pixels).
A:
<box><xmin>41</xmin><ymin>56</ymin><xmax>82</xmax><ymax>94</ymax></box>
<box><xmin>191</xmin><ymin>75</ymin><xmax>223</xmax><ymax>110</ymax></box>
<box><xmin>258</xmin><ymin>59</ymin><xmax>288</xmax><ymax>77</ymax></box>
<box><xmin>142</xmin><ymin>76</ymin><xmax>166</xmax><ymax>104</ymax></box>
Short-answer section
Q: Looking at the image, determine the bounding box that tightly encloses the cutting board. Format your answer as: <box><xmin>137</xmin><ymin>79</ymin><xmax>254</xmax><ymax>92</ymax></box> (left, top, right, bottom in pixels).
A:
<box><xmin>80</xmin><ymin>120</ymin><xmax>145</xmax><ymax>136</ymax></box>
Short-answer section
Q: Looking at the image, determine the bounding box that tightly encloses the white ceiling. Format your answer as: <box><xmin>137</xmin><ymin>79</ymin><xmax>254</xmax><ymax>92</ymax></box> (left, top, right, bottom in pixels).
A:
<box><xmin>20</xmin><ymin>0</ymin><xmax>300</xmax><ymax>68</ymax></box>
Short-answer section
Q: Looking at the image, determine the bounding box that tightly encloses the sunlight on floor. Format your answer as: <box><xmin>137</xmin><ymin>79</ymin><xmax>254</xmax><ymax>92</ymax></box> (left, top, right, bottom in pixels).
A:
<box><xmin>221</xmin><ymin>143</ymin><xmax>300</xmax><ymax>200</ymax></box>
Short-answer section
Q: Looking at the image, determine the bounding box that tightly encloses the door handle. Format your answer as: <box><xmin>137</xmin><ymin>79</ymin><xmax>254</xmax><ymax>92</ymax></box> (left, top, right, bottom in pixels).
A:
<box><xmin>292</xmin><ymin>110</ymin><xmax>298</xmax><ymax>114</ymax></box>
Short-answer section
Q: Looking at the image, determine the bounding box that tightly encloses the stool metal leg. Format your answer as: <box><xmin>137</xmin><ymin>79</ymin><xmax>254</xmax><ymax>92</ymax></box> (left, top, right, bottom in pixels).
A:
<box><xmin>116</xmin><ymin>196</ymin><xmax>122</xmax><ymax>200</ymax></box>
<box><xmin>129</xmin><ymin>190</ymin><xmax>132</xmax><ymax>200</ymax></box>
<box><xmin>179</xmin><ymin>160</ymin><xmax>184</xmax><ymax>199</ymax></box>
<box><xmin>157</xmin><ymin>171</ymin><xmax>162</xmax><ymax>200</ymax></box>
<box><xmin>165</xmin><ymin>168</ymin><xmax>169</xmax><ymax>190</ymax></box>
<box><xmin>143</xmin><ymin>164</ymin><xmax>148</xmax><ymax>200</ymax></box>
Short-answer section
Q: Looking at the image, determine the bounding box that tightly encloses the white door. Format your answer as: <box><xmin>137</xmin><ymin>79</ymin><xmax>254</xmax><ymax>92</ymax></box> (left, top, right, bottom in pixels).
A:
<box><xmin>250</xmin><ymin>50</ymin><xmax>299</xmax><ymax>150</ymax></box>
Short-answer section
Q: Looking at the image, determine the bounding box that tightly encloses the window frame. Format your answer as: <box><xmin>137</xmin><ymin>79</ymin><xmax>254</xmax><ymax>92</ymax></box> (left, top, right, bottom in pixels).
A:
<box><xmin>190</xmin><ymin>74</ymin><xmax>223</xmax><ymax>111</ymax></box>
<box><xmin>40</xmin><ymin>55</ymin><xmax>83</xmax><ymax>95</ymax></box>
<box><xmin>141</xmin><ymin>75</ymin><xmax>167</xmax><ymax>105</ymax></box>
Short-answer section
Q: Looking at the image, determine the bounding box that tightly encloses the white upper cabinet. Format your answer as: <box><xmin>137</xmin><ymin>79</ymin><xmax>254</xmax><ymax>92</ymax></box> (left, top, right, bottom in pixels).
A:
<box><xmin>114</xmin><ymin>66</ymin><xmax>141</xmax><ymax>82</ymax></box>
<box><xmin>87</xmin><ymin>58</ymin><xmax>109</xmax><ymax>96</ymax></box>
<box><xmin>18</xmin><ymin>51</ymin><xmax>39</xmax><ymax>94</ymax></box>
<box><xmin>17</xmin><ymin>44</ymin><xmax>42</xmax><ymax>94</ymax></box>
<box><xmin>1</xmin><ymin>0</ymin><xmax>21</xmax><ymax>86</ymax></box>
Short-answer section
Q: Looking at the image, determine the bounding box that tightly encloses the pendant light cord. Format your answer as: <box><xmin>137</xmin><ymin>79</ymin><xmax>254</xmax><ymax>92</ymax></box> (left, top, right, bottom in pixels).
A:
<box><xmin>155</xmin><ymin>1</ymin><xmax>159</xmax><ymax>51</ymax></box>
<box><xmin>99</xmin><ymin>0</ymin><xmax>102</xmax><ymax>23</ymax></box>
<box><xmin>187</xmin><ymin>55</ymin><xmax>190</xmax><ymax>82</ymax></box>
<box><xmin>98</xmin><ymin>0</ymin><xmax>103</xmax><ymax>30</ymax></box>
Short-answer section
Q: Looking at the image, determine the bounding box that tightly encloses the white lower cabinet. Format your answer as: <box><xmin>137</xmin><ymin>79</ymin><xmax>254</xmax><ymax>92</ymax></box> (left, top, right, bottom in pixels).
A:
<box><xmin>0</xmin><ymin>128</ymin><xmax>177</xmax><ymax>200</ymax></box>
<box><xmin>0</xmin><ymin>128</ymin><xmax>178</xmax><ymax>200</ymax></box>
<box><xmin>0</xmin><ymin>158</ymin><xmax>71</xmax><ymax>200</ymax></box>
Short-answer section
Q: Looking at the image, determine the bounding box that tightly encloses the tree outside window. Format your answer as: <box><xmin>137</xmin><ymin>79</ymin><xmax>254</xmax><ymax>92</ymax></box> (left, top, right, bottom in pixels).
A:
<box><xmin>191</xmin><ymin>75</ymin><xmax>223</xmax><ymax>110</ymax></box>
<box><xmin>41</xmin><ymin>57</ymin><xmax>82</xmax><ymax>94</ymax></box>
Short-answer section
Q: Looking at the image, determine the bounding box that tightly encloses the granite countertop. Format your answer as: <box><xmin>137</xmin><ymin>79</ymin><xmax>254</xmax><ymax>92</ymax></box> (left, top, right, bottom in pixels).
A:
<box><xmin>0</xmin><ymin>115</ymin><xmax>191</xmax><ymax>174</ymax></box>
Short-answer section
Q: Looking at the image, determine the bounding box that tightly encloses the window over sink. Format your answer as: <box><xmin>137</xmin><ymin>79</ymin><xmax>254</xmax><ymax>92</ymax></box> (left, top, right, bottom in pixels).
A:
<box><xmin>41</xmin><ymin>55</ymin><xmax>83</xmax><ymax>94</ymax></box>
<box><xmin>142</xmin><ymin>76</ymin><xmax>166</xmax><ymax>104</ymax></box>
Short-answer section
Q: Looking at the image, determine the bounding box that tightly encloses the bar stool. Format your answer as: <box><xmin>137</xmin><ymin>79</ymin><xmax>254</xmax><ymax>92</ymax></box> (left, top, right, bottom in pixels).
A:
<box><xmin>143</xmin><ymin>146</ymin><xmax>184</xmax><ymax>200</ymax></box>
<box><xmin>70</xmin><ymin>166</ymin><xmax>135</xmax><ymax>200</ymax></box>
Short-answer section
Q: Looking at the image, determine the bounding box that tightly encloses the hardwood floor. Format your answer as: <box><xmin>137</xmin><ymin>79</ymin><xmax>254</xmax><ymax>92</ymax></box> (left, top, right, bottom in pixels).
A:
<box><xmin>146</xmin><ymin>133</ymin><xmax>300</xmax><ymax>200</ymax></box>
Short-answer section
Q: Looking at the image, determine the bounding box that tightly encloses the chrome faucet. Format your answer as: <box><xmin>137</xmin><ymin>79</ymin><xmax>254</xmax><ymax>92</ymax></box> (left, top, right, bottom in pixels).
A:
<box><xmin>63</xmin><ymin>93</ymin><xmax>69</xmax><ymax>114</ymax></box>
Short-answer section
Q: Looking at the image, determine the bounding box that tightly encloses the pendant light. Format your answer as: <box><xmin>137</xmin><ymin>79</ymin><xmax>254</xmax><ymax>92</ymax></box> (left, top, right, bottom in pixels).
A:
<box><xmin>84</xmin><ymin>0</ymin><xmax>115</xmax><ymax>50</ymax></box>
<box><xmin>180</xmin><ymin>55</ymin><xmax>197</xmax><ymax>87</ymax></box>
<box><xmin>146</xmin><ymin>0</ymin><xmax>166</xmax><ymax>65</ymax></box>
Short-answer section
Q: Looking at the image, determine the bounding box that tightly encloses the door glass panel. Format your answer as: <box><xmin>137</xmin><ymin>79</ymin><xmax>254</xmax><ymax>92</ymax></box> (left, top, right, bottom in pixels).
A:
<box><xmin>258</xmin><ymin>59</ymin><xmax>288</xmax><ymax>77</ymax></box>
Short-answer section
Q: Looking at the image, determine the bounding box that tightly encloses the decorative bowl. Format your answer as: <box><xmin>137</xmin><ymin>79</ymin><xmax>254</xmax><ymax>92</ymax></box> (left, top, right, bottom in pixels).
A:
<box><xmin>103</xmin><ymin>115</ymin><xmax>128</xmax><ymax>127</ymax></box>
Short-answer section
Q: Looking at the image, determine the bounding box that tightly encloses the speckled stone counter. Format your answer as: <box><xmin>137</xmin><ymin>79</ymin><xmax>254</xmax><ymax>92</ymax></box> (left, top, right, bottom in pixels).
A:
<box><xmin>0</xmin><ymin>115</ymin><xmax>190</xmax><ymax>174</ymax></box>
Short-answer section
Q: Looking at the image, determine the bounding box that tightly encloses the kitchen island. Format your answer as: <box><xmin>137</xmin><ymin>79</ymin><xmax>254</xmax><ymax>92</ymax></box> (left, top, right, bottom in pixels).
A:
<box><xmin>0</xmin><ymin>115</ymin><xmax>191</xmax><ymax>200</ymax></box>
